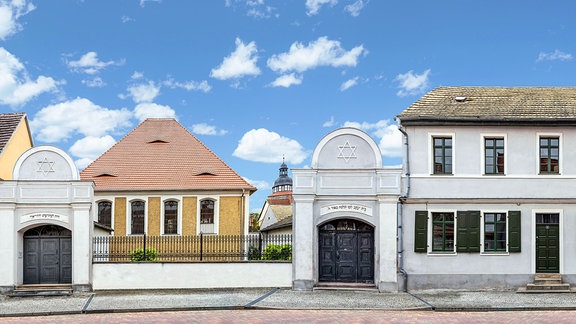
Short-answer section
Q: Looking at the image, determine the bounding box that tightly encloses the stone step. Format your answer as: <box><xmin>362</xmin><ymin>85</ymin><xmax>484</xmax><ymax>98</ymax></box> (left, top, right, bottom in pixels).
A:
<box><xmin>534</xmin><ymin>273</ymin><xmax>562</xmax><ymax>282</ymax></box>
<box><xmin>314</xmin><ymin>282</ymin><xmax>378</xmax><ymax>292</ymax></box>
<box><xmin>8</xmin><ymin>284</ymin><xmax>73</xmax><ymax>297</ymax></box>
<box><xmin>526</xmin><ymin>283</ymin><xmax>571</xmax><ymax>291</ymax></box>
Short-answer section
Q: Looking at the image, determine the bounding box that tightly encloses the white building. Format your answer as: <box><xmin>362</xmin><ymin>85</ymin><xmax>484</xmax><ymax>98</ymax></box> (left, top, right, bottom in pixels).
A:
<box><xmin>397</xmin><ymin>86</ymin><xmax>576</xmax><ymax>290</ymax></box>
<box><xmin>292</xmin><ymin>128</ymin><xmax>402</xmax><ymax>292</ymax></box>
<box><xmin>0</xmin><ymin>146</ymin><xmax>94</xmax><ymax>293</ymax></box>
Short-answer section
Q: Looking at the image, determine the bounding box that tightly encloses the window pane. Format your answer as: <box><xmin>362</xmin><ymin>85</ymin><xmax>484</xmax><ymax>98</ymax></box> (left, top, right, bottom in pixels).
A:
<box><xmin>496</xmin><ymin>139</ymin><xmax>504</xmax><ymax>147</ymax></box>
<box><xmin>164</xmin><ymin>201</ymin><xmax>178</xmax><ymax>235</ymax></box>
<box><xmin>200</xmin><ymin>200</ymin><xmax>215</xmax><ymax>224</ymax></box>
<box><xmin>551</xmin><ymin>138</ymin><xmax>559</xmax><ymax>146</ymax></box>
<box><xmin>98</xmin><ymin>201</ymin><xmax>112</xmax><ymax>228</ymax></box>
<box><xmin>131</xmin><ymin>201</ymin><xmax>145</xmax><ymax>234</ymax></box>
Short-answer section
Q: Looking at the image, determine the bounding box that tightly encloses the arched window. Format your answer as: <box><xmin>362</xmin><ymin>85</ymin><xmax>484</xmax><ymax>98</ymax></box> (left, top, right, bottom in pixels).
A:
<box><xmin>164</xmin><ymin>200</ymin><xmax>178</xmax><ymax>235</ymax></box>
<box><xmin>97</xmin><ymin>201</ymin><xmax>112</xmax><ymax>228</ymax></box>
<box><xmin>200</xmin><ymin>199</ymin><xmax>215</xmax><ymax>234</ymax></box>
<box><xmin>131</xmin><ymin>200</ymin><xmax>145</xmax><ymax>235</ymax></box>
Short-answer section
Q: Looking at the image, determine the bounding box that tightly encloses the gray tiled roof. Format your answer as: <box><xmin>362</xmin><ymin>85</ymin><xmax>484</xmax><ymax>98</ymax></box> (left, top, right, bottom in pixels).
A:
<box><xmin>397</xmin><ymin>87</ymin><xmax>576</xmax><ymax>125</ymax></box>
<box><xmin>0</xmin><ymin>112</ymin><xmax>26</xmax><ymax>155</ymax></box>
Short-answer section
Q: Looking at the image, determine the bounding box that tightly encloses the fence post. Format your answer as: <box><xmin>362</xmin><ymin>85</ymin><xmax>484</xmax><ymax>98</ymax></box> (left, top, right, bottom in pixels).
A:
<box><xmin>200</xmin><ymin>232</ymin><xmax>203</xmax><ymax>261</ymax></box>
<box><xmin>258</xmin><ymin>232</ymin><xmax>263</xmax><ymax>258</ymax></box>
<box><xmin>143</xmin><ymin>233</ymin><xmax>147</xmax><ymax>261</ymax></box>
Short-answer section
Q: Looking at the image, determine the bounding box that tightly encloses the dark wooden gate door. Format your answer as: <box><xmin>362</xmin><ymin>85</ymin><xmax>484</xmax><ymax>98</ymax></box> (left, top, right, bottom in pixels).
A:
<box><xmin>318</xmin><ymin>219</ymin><xmax>374</xmax><ymax>283</ymax></box>
<box><xmin>24</xmin><ymin>225</ymin><xmax>72</xmax><ymax>284</ymax></box>
<box><xmin>535</xmin><ymin>213</ymin><xmax>560</xmax><ymax>273</ymax></box>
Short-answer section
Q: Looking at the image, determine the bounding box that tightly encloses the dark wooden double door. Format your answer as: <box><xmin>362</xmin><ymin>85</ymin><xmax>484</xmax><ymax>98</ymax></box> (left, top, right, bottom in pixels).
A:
<box><xmin>319</xmin><ymin>219</ymin><xmax>374</xmax><ymax>283</ymax></box>
<box><xmin>23</xmin><ymin>225</ymin><xmax>72</xmax><ymax>284</ymax></box>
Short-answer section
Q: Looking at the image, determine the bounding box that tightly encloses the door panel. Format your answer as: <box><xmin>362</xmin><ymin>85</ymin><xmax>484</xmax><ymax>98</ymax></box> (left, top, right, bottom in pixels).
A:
<box><xmin>23</xmin><ymin>226</ymin><xmax>72</xmax><ymax>284</ymax></box>
<box><xmin>536</xmin><ymin>224</ymin><xmax>559</xmax><ymax>273</ymax></box>
<box><xmin>318</xmin><ymin>219</ymin><xmax>374</xmax><ymax>283</ymax></box>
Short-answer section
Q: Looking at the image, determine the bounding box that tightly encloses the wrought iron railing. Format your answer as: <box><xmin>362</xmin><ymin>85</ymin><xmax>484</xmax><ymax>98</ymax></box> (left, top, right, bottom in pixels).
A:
<box><xmin>92</xmin><ymin>233</ymin><xmax>292</xmax><ymax>262</ymax></box>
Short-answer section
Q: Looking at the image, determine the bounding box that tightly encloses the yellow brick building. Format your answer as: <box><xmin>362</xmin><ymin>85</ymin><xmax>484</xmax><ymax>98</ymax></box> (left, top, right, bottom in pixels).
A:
<box><xmin>0</xmin><ymin>113</ymin><xmax>33</xmax><ymax>180</ymax></box>
<box><xmin>80</xmin><ymin>119</ymin><xmax>256</xmax><ymax>237</ymax></box>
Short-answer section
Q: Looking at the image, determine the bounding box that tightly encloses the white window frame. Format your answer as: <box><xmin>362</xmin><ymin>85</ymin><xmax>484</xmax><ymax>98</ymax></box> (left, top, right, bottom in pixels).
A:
<box><xmin>536</xmin><ymin>132</ymin><xmax>562</xmax><ymax>175</ymax></box>
<box><xmin>428</xmin><ymin>133</ymin><xmax>456</xmax><ymax>175</ymax></box>
<box><xmin>126</xmin><ymin>197</ymin><xmax>148</xmax><ymax>236</ymax></box>
<box><xmin>480</xmin><ymin>211</ymin><xmax>509</xmax><ymax>255</ymax></box>
<box><xmin>161</xmin><ymin>197</ymin><xmax>182</xmax><ymax>235</ymax></box>
<box><xmin>197</xmin><ymin>196</ymin><xmax>219</xmax><ymax>235</ymax></box>
<box><xmin>481</xmin><ymin>134</ymin><xmax>507</xmax><ymax>175</ymax></box>
<box><xmin>427</xmin><ymin>209</ymin><xmax>457</xmax><ymax>255</ymax></box>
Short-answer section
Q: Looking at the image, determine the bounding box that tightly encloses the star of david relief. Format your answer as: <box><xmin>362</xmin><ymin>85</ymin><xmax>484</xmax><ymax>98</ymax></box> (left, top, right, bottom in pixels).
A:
<box><xmin>36</xmin><ymin>157</ymin><xmax>55</xmax><ymax>176</ymax></box>
<box><xmin>337</xmin><ymin>140</ymin><xmax>357</xmax><ymax>163</ymax></box>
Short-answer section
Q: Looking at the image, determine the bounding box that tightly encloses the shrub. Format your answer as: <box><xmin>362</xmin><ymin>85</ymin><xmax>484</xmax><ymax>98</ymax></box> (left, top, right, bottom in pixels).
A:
<box><xmin>130</xmin><ymin>247</ymin><xmax>157</xmax><ymax>262</ymax></box>
<box><xmin>262</xmin><ymin>244</ymin><xmax>292</xmax><ymax>260</ymax></box>
<box><xmin>248</xmin><ymin>246</ymin><xmax>261</xmax><ymax>260</ymax></box>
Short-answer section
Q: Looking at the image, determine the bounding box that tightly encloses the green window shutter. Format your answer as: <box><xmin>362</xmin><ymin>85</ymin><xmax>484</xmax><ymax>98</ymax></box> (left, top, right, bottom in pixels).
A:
<box><xmin>414</xmin><ymin>211</ymin><xmax>428</xmax><ymax>253</ymax></box>
<box><xmin>508</xmin><ymin>210</ymin><xmax>521</xmax><ymax>252</ymax></box>
<box><xmin>457</xmin><ymin>211</ymin><xmax>480</xmax><ymax>253</ymax></box>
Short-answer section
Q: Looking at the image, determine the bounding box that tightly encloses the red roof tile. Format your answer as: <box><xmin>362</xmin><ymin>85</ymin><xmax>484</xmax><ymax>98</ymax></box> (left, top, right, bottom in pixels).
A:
<box><xmin>80</xmin><ymin>118</ymin><xmax>256</xmax><ymax>193</ymax></box>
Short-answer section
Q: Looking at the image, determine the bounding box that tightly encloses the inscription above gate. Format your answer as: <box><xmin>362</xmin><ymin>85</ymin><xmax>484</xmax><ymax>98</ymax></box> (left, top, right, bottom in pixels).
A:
<box><xmin>320</xmin><ymin>204</ymin><xmax>372</xmax><ymax>216</ymax></box>
<box><xmin>20</xmin><ymin>213</ymin><xmax>69</xmax><ymax>224</ymax></box>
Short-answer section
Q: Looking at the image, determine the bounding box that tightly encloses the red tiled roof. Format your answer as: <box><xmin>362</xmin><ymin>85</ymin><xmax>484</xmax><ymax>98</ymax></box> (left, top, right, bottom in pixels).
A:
<box><xmin>80</xmin><ymin>118</ymin><xmax>256</xmax><ymax>193</ymax></box>
<box><xmin>0</xmin><ymin>112</ymin><xmax>27</xmax><ymax>155</ymax></box>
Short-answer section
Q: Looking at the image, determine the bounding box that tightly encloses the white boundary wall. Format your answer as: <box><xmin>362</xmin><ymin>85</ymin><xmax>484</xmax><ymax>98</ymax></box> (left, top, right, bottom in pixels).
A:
<box><xmin>93</xmin><ymin>262</ymin><xmax>292</xmax><ymax>290</ymax></box>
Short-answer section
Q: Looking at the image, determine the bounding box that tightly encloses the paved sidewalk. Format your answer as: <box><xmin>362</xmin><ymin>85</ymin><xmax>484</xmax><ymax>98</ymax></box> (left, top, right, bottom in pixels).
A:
<box><xmin>2</xmin><ymin>288</ymin><xmax>576</xmax><ymax>317</ymax></box>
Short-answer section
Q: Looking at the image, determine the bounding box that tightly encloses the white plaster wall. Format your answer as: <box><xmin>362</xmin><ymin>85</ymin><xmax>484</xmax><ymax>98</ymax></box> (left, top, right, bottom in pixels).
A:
<box><xmin>92</xmin><ymin>263</ymin><xmax>292</xmax><ymax>290</ymax></box>
<box><xmin>0</xmin><ymin>204</ymin><xmax>16</xmax><ymax>287</ymax></box>
<box><xmin>292</xmin><ymin>195</ymin><xmax>314</xmax><ymax>288</ymax></box>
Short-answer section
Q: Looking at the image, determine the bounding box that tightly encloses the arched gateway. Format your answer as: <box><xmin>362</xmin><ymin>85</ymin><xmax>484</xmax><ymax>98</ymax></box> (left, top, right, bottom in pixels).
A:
<box><xmin>291</xmin><ymin>128</ymin><xmax>402</xmax><ymax>292</ymax></box>
<box><xmin>0</xmin><ymin>146</ymin><xmax>93</xmax><ymax>293</ymax></box>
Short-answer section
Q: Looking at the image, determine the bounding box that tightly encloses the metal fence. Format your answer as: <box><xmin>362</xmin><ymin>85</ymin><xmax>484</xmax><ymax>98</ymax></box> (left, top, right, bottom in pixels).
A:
<box><xmin>92</xmin><ymin>233</ymin><xmax>292</xmax><ymax>262</ymax></box>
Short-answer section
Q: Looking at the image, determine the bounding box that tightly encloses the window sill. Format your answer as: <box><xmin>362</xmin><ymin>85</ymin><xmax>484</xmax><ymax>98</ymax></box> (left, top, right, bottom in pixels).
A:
<box><xmin>483</xmin><ymin>173</ymin><xmax>506</xmax><ymax>176</ymax></box>
<box><xmin>427</xmin><ymin>252</ymin><xmax>457</xmax><ymax>256</ymax></box>
<box><xmin>481</xmin><ymin>252</ymin><xmax>509</xmax><ymax>256</ymax></box>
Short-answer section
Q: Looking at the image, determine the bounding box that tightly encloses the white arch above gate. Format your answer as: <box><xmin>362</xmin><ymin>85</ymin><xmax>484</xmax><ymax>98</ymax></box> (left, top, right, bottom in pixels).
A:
<box><xmin>311</xmin><ymin>127</ymin><xmax>382</xmax><ymax>169</ymax></box>
<box><xmin>13</xmin><ymin>145</ymin><xmax>79</xmax><ymax>181</ymax></box>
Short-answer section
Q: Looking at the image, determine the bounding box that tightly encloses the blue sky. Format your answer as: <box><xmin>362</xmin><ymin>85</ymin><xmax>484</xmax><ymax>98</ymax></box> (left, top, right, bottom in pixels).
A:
<box><xmin>1</xmin><ymin>0</ymin><xmax>576</xmax><ymax>212</ymax></box>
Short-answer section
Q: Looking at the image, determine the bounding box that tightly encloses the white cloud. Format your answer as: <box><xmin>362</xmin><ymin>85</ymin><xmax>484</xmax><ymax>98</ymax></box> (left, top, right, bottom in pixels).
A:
<box><xmin>343</xmin><ymin>120</ymin><xmax>402</xmax><ymax>158</ymax></box>
<box><xmin>121</xmin><ymin>15</ymin><xmax>135</xmax><ymax>23</ymax></box>
<box><xmin>340</xmin><ymin>77</ymin><xmax>358</xmax><ymax>91</ymax></box>
<box><xmin>139</xmin><ymin>0</ymin><xmax>162</xmax><ymax>7</ymax></box>
<box><xmin>0</xmin><ymin>47</ymin><xmax>59</xmax><ymax>107</ymax></box>
<box><xmin>305</xmin><ymin>0</ymin><xmax>337</xmax><ymax>15</ymax></box>
<box><xmin>131</xmin><ymin>71</ymin><xmax>144</xmax><ymax>79</ymax></box>
<box><xmin>267</xmin><ymin>36</ymin><xmax>365</xmax><ymax>74</ymax></box>
<box><xmin>0</xmin><ymin>0</ymin><xmax>34</xmax><ymax>40</ymax></box>
<box><xmin>82</xmin><ymin>77</ymin><xmax>106</xmax><ymax>88</ymax></box>
<box><xmin>30</xmin><ymin>98</ymin><xmax>132</xmax><ymax>143</ymax></box>
<box><xmin>66</xmin><ymin>52</ymin><xmax>120</xmax><ymax>75</ymax></box>
<box><xmin>233</xmin><ymin>128</ymin><xmax>309</xmax><ymax>164</ymax></box>
<box><xmin>164</xmin><ymin>78</ymin><xmax>211</xmax><ymax>93</ymax></box>
<box><xmin>243</xmin><ymin>177</ymin><xmax>269</xmax><ymax>190</ymax></box>
<box><xmin>323</xmin><ymin>116</ymin><xmax>336</xmax><ymax>127</ymax></box>
<box><xmin>269</xmin><ymin>73</ymin><xmax>302</xmax><ymax>88</ymax></box>
<box><xmin>210</xmin><ymin>37</ymin><xmax>261</xmax><ymax>80</ymax></box>
<box><xmin>133</xmin><ymin>102</ymin><xmax>176</xmax><ymax>121</ymax></box>
<box><xmin>344</xmin><ymin>0</ymin><xmax>366</xmax><ymax>17</ymax></box>
<box><xmin>395</xmin><ymin>69</ymin><xmax>430</xmax><ymax>97</ymax></box>
<box><xmin>69</xmin><ymin>135</ymin><xmax>116</xmax><ymax>169</ymax></box>
<box><xmin>191</xmin><ymin>123</ymin><xmax>228</xmax><ymax>136</ymax></box>
<box><xmin>537</xmin><ymin>49</ymin><xmax>573</xmax><ymax>62</ymax></box>
<box><xmin>126</xmin><ymin>81</ymin><xmax>160</xmax><ymax>103</ymax></box>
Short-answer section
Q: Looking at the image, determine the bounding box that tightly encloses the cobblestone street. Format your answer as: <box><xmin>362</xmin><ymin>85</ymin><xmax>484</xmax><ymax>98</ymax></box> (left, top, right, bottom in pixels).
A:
<box><xmin>2</xmin><ymin>309</ymin><xmax>576</xmax><ymax>323</ymax></box>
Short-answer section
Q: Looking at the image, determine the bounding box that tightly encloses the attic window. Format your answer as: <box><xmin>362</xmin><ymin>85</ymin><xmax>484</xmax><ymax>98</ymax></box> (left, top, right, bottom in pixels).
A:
<box><xmin>196</xmin><ymin>171</ymin><xmax>217</xmax><ymax>176</ymax></box>
<box><xmin>95</xmin><ymin>173</ymin><xmax>117</xmax><ymax>177</ymax></box>
<box><xmin>195</xmin><ymin>168</ymin><xmax>217</xmax><ymax>176</ymax></box>
<box><xmin>454</xmin><ymin>96</ymin><xmax>467</xmax><ymax>102</ymax></box>
<box><xmin>148</xmin><ymin>139</ymin><xmax>169</xmax><ymax>144</ymax></box>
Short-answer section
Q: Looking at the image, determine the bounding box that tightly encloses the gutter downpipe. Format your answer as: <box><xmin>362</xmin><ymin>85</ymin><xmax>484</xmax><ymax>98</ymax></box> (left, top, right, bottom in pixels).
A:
<box><xmin>397</xmin><ymin>123</ymin><xmax>410</xmax><ymax>292</ymax></box>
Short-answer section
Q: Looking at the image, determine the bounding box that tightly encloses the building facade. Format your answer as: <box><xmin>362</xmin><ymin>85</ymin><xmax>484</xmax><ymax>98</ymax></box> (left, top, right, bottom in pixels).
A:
<box><xmin>0</xmin><ymin>113</ymin><xmax>33</xmax><ymax>180</ymax></box>
<box><xmin>81</xmin><ymin>118</ymin><xmax>256</xmax><ymax>237</ymax></box>
<box><xmin>397</xmin><ymin>86</ymin><xmax>576</xmax><ymax>290</ymax></box>
<box><xmin>292</xmin><ymin>128</ymin><xmax>402</xmax><ymax>292</ymax></box>
<box><xmin>0</xmin><ymin>146</ymin><xmax>94</xmax><ymax>292</ymax></box>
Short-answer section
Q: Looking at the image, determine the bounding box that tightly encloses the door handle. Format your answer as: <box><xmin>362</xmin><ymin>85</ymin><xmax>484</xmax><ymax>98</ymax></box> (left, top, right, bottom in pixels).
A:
<box><xmin>336</xmin><ymin>250</ymin><xmax>340</xmax><ymax>260</ymax></box>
